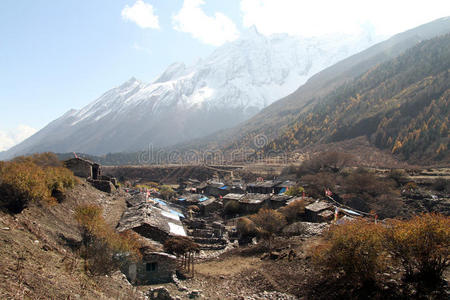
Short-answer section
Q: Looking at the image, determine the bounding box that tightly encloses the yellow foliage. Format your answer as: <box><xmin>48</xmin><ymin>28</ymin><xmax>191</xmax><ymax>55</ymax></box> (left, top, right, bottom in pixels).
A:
<box><xmin>314</xmin><ymin>218</ymin><xmax>386</xmax><ymax>283</ymax></box>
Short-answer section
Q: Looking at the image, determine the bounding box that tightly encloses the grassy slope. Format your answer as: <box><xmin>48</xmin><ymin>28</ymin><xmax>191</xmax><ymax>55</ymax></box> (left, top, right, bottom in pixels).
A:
<box><xmin>0</xmin><ymin>182</ymin><xmax>144</xmax><ymax>299</ymax></box>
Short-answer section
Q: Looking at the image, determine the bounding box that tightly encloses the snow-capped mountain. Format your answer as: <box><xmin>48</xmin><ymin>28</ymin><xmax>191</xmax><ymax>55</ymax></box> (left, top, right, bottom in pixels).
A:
<box><xmin>2</xmin><ymin>27</ymin><xmax>382</xmax><ymax>157</ymax></box>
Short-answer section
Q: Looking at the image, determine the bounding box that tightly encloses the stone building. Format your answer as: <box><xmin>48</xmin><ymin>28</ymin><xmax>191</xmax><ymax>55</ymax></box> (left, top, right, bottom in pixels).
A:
<box><xmin>246</xmin><ymin>180</ymin><xmax>281</xmax><ymax>194</ymax></box>
<box><xmin>122</xmin><ymin>250</ymin><xmax>177</xmax><ymax>285</ymax></box>
<box><xmin>305</xmin><ymin>201</ymin><xmax>333</xmax><ymax>222</ymax></box>
<box><xmin>64</xmin><ymin>157</ymin><xmax>96</xmax><ymax>178</ymax></box>
<box><xmin>239</xmin><ymin>193</ymin><xmax>271</xmax><ymax>214</ymax></box>
<box><xmin>116</xmin><ymin>202</ymin><xmax>187</xmax><ymax>243</ymax></box>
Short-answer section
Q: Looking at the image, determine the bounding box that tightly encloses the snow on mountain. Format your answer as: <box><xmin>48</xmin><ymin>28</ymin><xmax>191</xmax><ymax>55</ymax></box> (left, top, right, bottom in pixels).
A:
<box><xmin>3</xmin><ymin>26</ymin><xmax>382</xmax><ymax>157</ymax></box>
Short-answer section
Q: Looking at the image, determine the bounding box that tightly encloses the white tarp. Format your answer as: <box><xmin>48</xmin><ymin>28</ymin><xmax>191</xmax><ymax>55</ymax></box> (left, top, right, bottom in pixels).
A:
<box><xmin>161</xmin><ymin>210</ymin><xmax>180</xmax><ymax>221</ymax></box>
<box><xmin>168</xmin><ymin>222</ymin><xmax>187</xmax><ymax>236</ymax></box>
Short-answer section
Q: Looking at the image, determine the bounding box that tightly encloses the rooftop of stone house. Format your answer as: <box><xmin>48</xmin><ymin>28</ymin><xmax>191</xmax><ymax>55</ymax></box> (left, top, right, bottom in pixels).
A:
<box><xmin>270</xmin><ymin>194</ymin><xmax>293</xmax><ymax>202</ymax></box>
<box><xmin>240</xmin><ymin>193</ymin><xmax>271</xmax><ymax>204</ymax></box>
<box><xmin>141</xmin><ymin>250</ymin><xmax>177</xmax><ymax>261</ymax></box>
<box><xmin>223</xmin><ymin>193</ymin><xmax>246</xmax><ymax>200</ymax></box>
<box><xmin>198</xmin><ymin>198</ymin><xmax>217</xmax><ymax>206</ymax></box>
<box><xmin>116</xmin><ymin>202</ymin><xmax>186</xmax><ymax>237</ymax></box>
<box><xmin>275</xmin><ymin>180</ymin><xmax>297</xmax><ymax>188</ymax></box>
<box><xmin>247</xmin><ymin>180</ymin><xmax>282</xmax><ymax>188</ymax></box>
<box><xmin>305</xmin><ymin>201</ymin><xmax>333</xmax><ymax>213</ymax></box>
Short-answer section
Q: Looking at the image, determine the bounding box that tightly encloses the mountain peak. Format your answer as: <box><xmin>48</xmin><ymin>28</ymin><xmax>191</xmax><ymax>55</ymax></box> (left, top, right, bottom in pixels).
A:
<box><xmin>119</xmin><ymin>77</ymin><xmax>142</xmax><ymax>89</ymax></box>
<box><xmin>241</xmin><ymin>25</ymin><xmax>262</xmax><ymax>39</ymax></box>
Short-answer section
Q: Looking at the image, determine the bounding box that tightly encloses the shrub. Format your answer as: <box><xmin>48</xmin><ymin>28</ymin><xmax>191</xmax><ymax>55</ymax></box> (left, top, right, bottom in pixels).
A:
<box><xmin>74</xmin><ymin>204</ymin><xmax>142</xmax><ymax>275</ymax></box>
<box><xmin>301</xmin><ymin>172</ymin><xmax>337</xmax><ymax>198</ymax></box>
<box><xmin>13</xmin><ymin>152</ymin><xmax>62</xmax><ymax>167</ymax></box>
<box><xmin>279</xmin><ymin>199</ymin><xmax>305</xmax><ymax>223</ymax></box>
<box><xmin>0</xmin><ymin>157</ymin><xmax>76</xmax><ymax>213</ymax></box>
<box><xmin>299</xmin><ymin>151</ymin><xmax>355</xmax><ymax>175</ymax></box>
<box><xmin>432</xmin><ymin>178</ymin><xmax>450</xmax><ymax>193</ymax></box>
<box><xmin>236</xmin><ymin>217</ymin><xmax>259</xmax><ymax>239</ymax></box>
<box><xmin>159</xmin><ymin>185</ymin><xmax>176</xmax><ymax>200</ymax></box>
<box><xmin>313</xmin><ymin>219</ymin><xmax>386</xmax><ymax>286</ymax></box>
<box><xmin>388</xmin><ymin>169</ymin><xmax>409</xmax><ymax>187</ymax></box>
<box><xmin>250</xmin><ymin>208</ymin><xmax>287</xmax><ymax>249</ymax></box>
<box><xmin>224</xmin><ymin>200</ymin><xmax>241</xmax><ymax>216</ymax></box>
<box><xmin>384</xmin><ymin>213</ymin><xmax>450</xmax><ymax>287</ymax></box>
<box><xmin>285</xmin><ymin>185</ymin><xmax>304</xmax><ymax>197</ymax></box>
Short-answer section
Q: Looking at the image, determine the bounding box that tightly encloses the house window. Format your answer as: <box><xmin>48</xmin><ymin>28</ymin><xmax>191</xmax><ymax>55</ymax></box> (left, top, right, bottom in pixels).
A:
<box><xmin>146</xmin><ymin>262</ymin><xmax>157</xmax><ymax>272</ymax></box>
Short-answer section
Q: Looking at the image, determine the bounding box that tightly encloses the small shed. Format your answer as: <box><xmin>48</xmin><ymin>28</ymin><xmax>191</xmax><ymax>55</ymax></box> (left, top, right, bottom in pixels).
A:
<box><xmin>239</xmin><ymin>193</ymin><xmax>271</xmax><ymax>214</ymax></box>
<box><xmin>122</xmin><ymin>250</ymin><xmax>177</xmax><ymax>285</ymax></box>
<box><xmin>274</xmin><ymin>180</ymin><xmax>297</xmax><ymax>194</ymax></box>
<box><xmin>64</xmin><ymin>158</ymin><xmax>94</xmax><ymax>178</ymax></box>
<box><xmin>222</xmin><ymin>193</ymin><xmax>245</xmax><ymax>206</ymax></box>
<box><xmin>269</xmin><ymin>195</ymin><xmax>293</xmax><ymax>209</ymax></box>
<box><xmin>246</xmin><ymin>180</ymin><xmax>281</xmax><ymax>194</ymax></box>
<box><xmin>198</xmin><ymin>198</ymin><xmax>222</xmax><ymax>216</ymax></box>
<box><xmin>305</xmin><ymin>201</ymin><xmax>333</xmax><ymax>222</ymax></box>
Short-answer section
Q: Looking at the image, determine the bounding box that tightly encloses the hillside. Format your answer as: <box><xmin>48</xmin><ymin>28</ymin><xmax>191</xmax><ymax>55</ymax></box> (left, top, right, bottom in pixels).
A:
<box><xmin>264</xmin><ymin>33</ymin><xmax>450</xmax><ymax>163</ymax></box>
<box><xmin>0</xmin><ymin>182</ymin><xmax>145</xmax><ymax>299</ymax></box>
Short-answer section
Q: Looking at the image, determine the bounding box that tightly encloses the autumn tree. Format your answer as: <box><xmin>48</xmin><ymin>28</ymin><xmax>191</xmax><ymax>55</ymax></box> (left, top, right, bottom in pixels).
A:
<box><xmin>250</xmin><ymin>208</ymin><xmax>287</xmax><ymax>250</ymax></box>
<box><xmin>384</xmin><ymin>214</ymin><xmax>450</xmax><ymax>288</ymax></box>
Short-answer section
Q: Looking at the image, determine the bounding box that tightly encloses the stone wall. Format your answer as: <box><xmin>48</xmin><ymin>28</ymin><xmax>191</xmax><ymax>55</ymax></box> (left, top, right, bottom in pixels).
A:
<box><xmin>89</xmin><ymin>179</ymin><xmax>116</xmax><ymax>193</ymax></box>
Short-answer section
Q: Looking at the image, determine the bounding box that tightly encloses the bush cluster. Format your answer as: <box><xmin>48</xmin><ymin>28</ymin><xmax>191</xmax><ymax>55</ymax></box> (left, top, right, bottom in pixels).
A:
<box><xmin>74</xmin><ymin>204</ymin><xmax>142</xmax><ymax>275</ymax></box>
<box><xmin>0</xmin><ymin>153</ymin><xmax>76</xmax><ymax>213</ymax></box>
<box><xmin>279</xmin><ymin>199</ymin><xmax>305</xmax><ymax>223</ymax></box>
<box><xmin>313</xmin><ymin>214</ymin><xmax>450</xmax><ymax>296</ymax></box>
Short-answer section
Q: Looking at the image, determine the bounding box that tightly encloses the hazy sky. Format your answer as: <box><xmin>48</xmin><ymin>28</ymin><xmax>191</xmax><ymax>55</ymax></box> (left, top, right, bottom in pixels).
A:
<box><xmin>0</xmin><ymin>0</ymin><xmax>449</xmax><ymax>151</ymax></box>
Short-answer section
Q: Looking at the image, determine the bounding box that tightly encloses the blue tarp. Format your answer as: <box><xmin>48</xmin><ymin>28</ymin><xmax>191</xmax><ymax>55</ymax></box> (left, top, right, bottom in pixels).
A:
<box><xmin>219</xmin><ymin>185</ymin><xmax>228</xmax><ymax>190</ymax></box>
<box><xmin>198</xmin><ymin>196</ymin><xmax>209</xmax><ymax>202</ymax></box>
<box><xmin>170</xmin><ymin>209</ymin><xmax>185</xmax><ymax>218</ymax></box>
<box><xmin>154</xmin><ymin>199</ymin><xmax>167</xmax><ymax>206</ymax></box>
<box><xmin>278</xmin><ymin>187</ymin><xmax>287</xmax><ymax>194</ymax></box>
<box><xmin>178</xmin><ymin>198</ymin><xmax>186</xmax><ymax>201</ymax></box>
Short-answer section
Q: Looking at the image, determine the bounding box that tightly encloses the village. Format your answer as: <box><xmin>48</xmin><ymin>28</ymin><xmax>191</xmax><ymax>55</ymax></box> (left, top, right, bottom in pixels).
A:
<box><xmin>62</xmin><ymin>156</ymin><xmax>378</xmax><ymax>297</ymax></box>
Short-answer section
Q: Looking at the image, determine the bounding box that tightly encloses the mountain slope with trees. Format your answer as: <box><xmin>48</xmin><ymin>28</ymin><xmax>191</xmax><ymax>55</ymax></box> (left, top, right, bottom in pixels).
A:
<box><xmin>265</xmin><ymin>33</ymin><xmax>449</xmax><ymax>163</ymax></box>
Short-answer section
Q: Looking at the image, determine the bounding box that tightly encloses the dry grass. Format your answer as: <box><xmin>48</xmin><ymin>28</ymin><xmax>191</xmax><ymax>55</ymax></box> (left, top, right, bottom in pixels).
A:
<box><xmin>0</xmin><ymin>181</ymin><xmax>145</xmax><ymax>299</ymax></box>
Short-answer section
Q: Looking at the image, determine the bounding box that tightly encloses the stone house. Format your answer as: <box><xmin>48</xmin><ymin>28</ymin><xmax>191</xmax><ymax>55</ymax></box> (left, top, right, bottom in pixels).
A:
<box><xmin>198</xmin><ymin>197</ymin><xmax>222</xmax><ymax>216</ymax></box>
<box><xmin>246</xmin><ymin>180</ymin><xmax>281</xmax><ymax>194</ymax></box>
<box><xmin>117</xmin><ymin>203</ymin><xmax>187</xmax><ymax>243</ymax></box>
<box><xmin>64</xmin><ymin>158</ymin><xmax>96</xmax><ymax>178</ymax></box>
<box><xmin>222</xmin><ymin>193</ymin><xmax>245</xmax><ymax>206</ymax></box>
<box><xmin>274</xmin><ymin>180</ymin><xmax>297</xmax><ymax>194</ymax></box>
<box><xmin>239</xmin><ymin>193</ymin><xmax>271</xmax><ymax>214</ymax></box>
<box><xmin>305</xmin><ymin>201</ymin><xmax>333</xmax><ymax>222</ymax></box>
<box><xmin>269</xmin><ymin>194</ymin><xmax>293</xmax><ymax>209</ymax></box>
<box><xmin>122</xmin><ymin>250</ymin><xmax>177</xmax><ymax>285</ymax></box>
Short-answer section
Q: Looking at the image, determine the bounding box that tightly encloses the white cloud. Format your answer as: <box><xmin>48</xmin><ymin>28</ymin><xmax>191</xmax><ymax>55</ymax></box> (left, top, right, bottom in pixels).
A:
<box><xmin>121</xmin><ymin>0</ymin><xmax>160</xmax><ymax>29</ymax></box>
<box><xmin>132</xmin><ymin>42</ymin><xmax>152</xmax><ymax>55</ymax></box>
<box><xmin>240</xmin><ymin>0</ymin><xmax>450</xmax><ymax>37</ymax></box>
<box><xmin>173</xmin><ymin>0</ymin><xmax>240</xmax><ymax>46</ymax></box>
<box><xmin>0</xmin><ymin>125</ymin><xmax>37</xmax><ymax>152</ymax></box>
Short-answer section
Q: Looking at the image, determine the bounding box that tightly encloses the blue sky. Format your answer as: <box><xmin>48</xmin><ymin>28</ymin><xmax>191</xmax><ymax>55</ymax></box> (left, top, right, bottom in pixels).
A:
<box><xmin>0</xmin><ymin>0</ymin><xmax>449</xmax><ymax>151</ymax></box>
